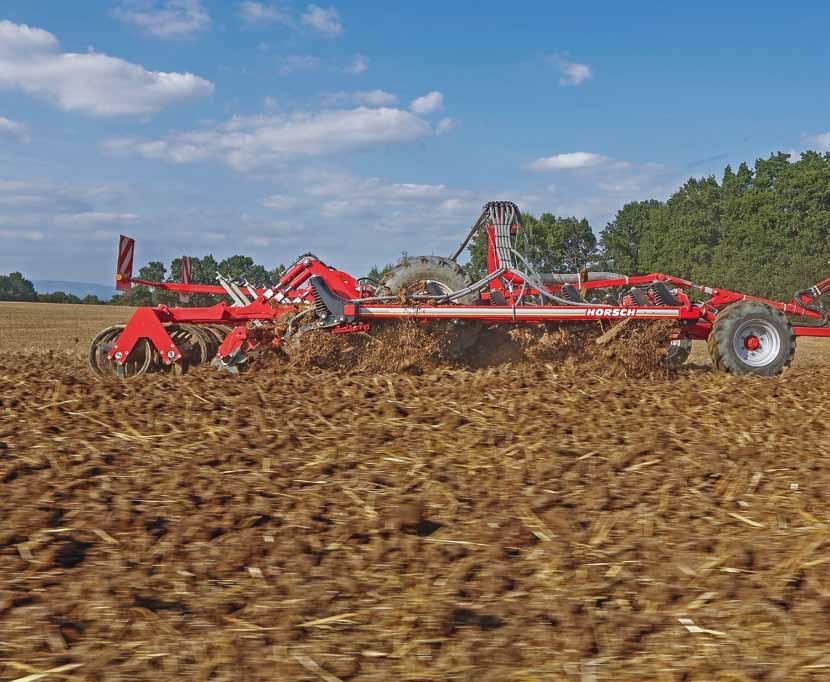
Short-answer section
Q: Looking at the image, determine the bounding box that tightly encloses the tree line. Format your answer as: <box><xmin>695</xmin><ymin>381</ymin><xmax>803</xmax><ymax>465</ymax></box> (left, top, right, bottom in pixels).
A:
<box><xmin>3</xmin><ymin>152</ymin><xmax>830</xmax><ymax>305</ymax></box>
<box><xmin>466</xmin><ymin>151</ymin><xmax>830</xmax><ymax>300</ymax></box>
<box><xmin>0</xmin><ymin>255</ymin><xmax>288</xmax><ymax>306</ymax></box>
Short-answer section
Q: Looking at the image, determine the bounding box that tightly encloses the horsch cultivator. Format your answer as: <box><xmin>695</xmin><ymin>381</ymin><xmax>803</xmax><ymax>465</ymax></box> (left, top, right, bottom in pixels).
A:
<box><xmin>89</xmin><ymin>201</ymin><xmax>830</xmax><ymax>379</ymax></box>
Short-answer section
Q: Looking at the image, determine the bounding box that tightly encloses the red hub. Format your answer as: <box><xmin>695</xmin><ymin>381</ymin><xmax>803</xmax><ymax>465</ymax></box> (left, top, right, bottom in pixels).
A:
<box><xmin>744</xmin><ymin>335</ymin><xmax>761</xmax><ymax>351</ymax></box>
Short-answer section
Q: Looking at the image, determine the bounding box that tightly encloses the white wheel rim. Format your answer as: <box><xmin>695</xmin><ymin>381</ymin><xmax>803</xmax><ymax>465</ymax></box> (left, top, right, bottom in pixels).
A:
<box><xmin>733</xmin><ymin>319</ymin><xmax>781</xmax><ymax>367</ymax></box>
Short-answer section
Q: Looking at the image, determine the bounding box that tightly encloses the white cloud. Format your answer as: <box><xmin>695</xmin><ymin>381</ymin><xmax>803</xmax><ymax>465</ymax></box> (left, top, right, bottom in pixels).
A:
<box><xmin>527</xmin><ymin>152</ymin><xmax>610</xmax><ymax>171</ymax></box>
<box><xmin>0</xmin><ymin>116</ymin><xmax>29</xmax><ymax>142</ymax></box>
<box><xmin>547</xmin><ymin>54</ymin><xmax>593</xmax><ymax>86</ymax></box>
<box><xmin>301</xmin><ymin>4</ymin><xmax>342</xmax><ymax>36</ymax></box>
<box><xmin>113</xmin><ymin>0</ymin><xmax>211</xmax><ymax>39</ymax></box>
<box><xmin>0</xmin><ymin>228</ymin><xmax>44</xmax><ymax>241</ymax></box>
<box><xmin>325</xmin><ymin>90</ymin><xmax>398</xmax><ymax>106</ymax></box>
<box><xmin>102</xmin><ymin>106</ymin><xmax>434</xmax><ymax>170</ymax></box>
<box><xmin>806</xmin><ymin>132</ymin><xmax>830</xmax><ymax>152</ymax></box>
<box><xmin>410</xmin><ymin>91</ymin><xmax>443</xmax><ymax>114</ymax></box>
<box><xmin>0</xmin><ymin>178</ymin><xmax>140</xmax><ymax>250</ymax></box>
<box><xmin>436</xmin><ymin>117</ymin><xmax>458</xmax><ymax>135</ymax></box>
<box><xmin>261</xmin><ymin>194</ymin><xmax>299</xmax><ymax>210</ymax></box>
<box><xmin>277</xmin><ymin>54</ymin><xmax>320</xmax><ymax>75</ymax></box>
<box><xmin>238</xmin><ymin>1</ymin><xmax>290</xmax><ymax>26</ymax></box>
<box><xmin>54</xmin><ymin>211</ymin><xmax>140</xmax><ymax>227</ymax></box>
<box><xmin>0</xmin><ymin>20</ymin><xmax>213</xmax><ymax>116</ymax></box>
<box><xmin>300</xmin><ymin>171</ymin><xmax>467</xmax><ymax>222</ymax></box>
<box><xmin>346</xmin><ymin>54</ymin><xmax>368</xmax><ymax>75</ymax></box>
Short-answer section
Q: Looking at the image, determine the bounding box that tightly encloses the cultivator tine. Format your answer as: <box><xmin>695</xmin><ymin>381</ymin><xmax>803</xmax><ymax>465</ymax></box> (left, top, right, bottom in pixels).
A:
<box><xmin>216</xmin><ymin>272</ymin><xmax>253</xmax><ymax>307</ymax></box>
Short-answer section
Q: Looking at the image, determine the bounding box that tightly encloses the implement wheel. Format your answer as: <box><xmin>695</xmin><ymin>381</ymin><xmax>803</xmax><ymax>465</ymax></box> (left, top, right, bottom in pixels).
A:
<box><xmin>707</xmin><ymin>301</ymin><xmax>795</xmax><ymax>376</ymax></box>
<box><xmin>380</xmin><ymin>256</ymin><xmax>480</xmax><ymax>356</ymax></box>
<box><xmin>380</xmin><ymin>256</ymin><xmax>476</xmax><ymax>304</ymax></box>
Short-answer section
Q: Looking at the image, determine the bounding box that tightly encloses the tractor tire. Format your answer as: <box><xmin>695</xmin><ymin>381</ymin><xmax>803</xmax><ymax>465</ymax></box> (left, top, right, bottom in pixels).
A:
<box><xmin>707</xmin><ymin>301</ymin><xmax>795</xmax><ymax>376</ymax></box>
<box><xmin>379</xmin><ymin>256</ymin><xmax>477</xmax><ymax>304</ymax></box>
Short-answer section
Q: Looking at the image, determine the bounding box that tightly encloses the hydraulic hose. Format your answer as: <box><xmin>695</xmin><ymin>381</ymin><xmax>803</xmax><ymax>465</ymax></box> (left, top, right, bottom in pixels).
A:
<box><xmin>793</xmin><ymin>288</ymin><xmax>830</xmax><ymax>326</ymax></box>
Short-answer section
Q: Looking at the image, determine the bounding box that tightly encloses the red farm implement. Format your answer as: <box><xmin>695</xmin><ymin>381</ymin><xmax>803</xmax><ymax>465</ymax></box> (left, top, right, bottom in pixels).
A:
<box><xmin>89</xmin><ymin>201</ymin><xmax>830</xmax><ymax>379</ymax></box>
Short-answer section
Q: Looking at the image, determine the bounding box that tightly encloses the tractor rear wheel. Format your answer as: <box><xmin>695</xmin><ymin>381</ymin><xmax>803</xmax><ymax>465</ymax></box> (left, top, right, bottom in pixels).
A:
<box><xmin>707</xmin><ymin>301</ymin><xmax>795</xmax><ymax>376</ymax></box>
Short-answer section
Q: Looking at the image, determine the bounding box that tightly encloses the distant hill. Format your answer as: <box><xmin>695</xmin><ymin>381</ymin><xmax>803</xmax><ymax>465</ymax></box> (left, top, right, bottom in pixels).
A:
<box><xmin>32</xmin><ymin>280</ymin><xmax>117</xmax><ymax>300</ymax></box>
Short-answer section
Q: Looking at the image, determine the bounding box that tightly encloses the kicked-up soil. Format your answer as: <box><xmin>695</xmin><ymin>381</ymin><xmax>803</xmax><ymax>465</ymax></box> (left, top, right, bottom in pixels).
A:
<box><xmin>2</xmin><ymin>345</ymin><xmax>830</xmax><ymax>680</ymax></box>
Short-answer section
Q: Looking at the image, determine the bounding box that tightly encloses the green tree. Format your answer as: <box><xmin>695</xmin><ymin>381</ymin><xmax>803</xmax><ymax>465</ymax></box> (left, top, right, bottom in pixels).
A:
<box><xmin>366</xmin><ymin>264</ymin><xmax>393</xmax><ymax>281</ymax></box>
<box><xmin>169</xmin><ymin>254</ymin><xmax>223</xmax><ymax>307</ymax></box>
<box><xmin>637</xmin><ymin>176</ymin><xmax>723</xmax><ymax>282</ymax></box>
<box><xmin>528</xmin><ymin>214</ymin><xmax>597</xmax><ymax>273</ymax></box>
<box><xmin>707</xmin><ymin>151</ymin><xmax>830</xmax><ymax>298</ymax></box>
<box><xmin>114</xmin><ymin>260</ymin><xmax>172</xmax><ymax>307</ymax></box>
<box><xmin>0</xmin><ymin>272</ymin><xmax>37</xmax><ymax>301</ymax></box>
<box><xmin>592</xmin><ymin>151</ymin><xmax>830</xmax><ymax>299</ymax></box>
<box><xmin>270</xmin><ymin>264</ymin><xmax>287</xmax><ymax>283</ymax></box>
<box><xmin>114</xmin><ymin>285</ymin><xmax>153</xmax><ymax>307</ymax></box>
<box><xmin>466</xmin><ymin>212</ymin><xmax>543</xmax><ymax>279</ymax></box>
<box><xmin>598</xmin><ymin>200</ymin><xmax>661</xmax><ymax>274</ymax></box>
<box><xmin>38</xmin><ymin>291</ymin><xmax>82</xmax><ymax>304</ymax></box>
<box><xmin>217</xmin><ymin>255</ymin><xmax>273</xmax><ymax>286</ymax></box>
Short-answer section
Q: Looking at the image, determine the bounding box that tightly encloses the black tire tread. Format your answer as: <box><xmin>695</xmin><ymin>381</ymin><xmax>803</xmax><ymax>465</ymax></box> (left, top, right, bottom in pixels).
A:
<box><xmin>707</xmin><ymin>301</ymin><xmax>795</xmax><ymax>376</ymax></box>
<box><xmin>380</xmin><ymin>256</ymin><xmax>476</xmax><ymax>304</ymax></box>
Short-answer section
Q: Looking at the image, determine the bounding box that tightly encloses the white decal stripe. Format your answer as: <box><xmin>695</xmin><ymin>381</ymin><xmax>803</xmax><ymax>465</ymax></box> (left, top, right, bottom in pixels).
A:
<box><xmin>359</xmin><ymin>307</ymin><xmax>683</xmax><ymax>319</ymax></box>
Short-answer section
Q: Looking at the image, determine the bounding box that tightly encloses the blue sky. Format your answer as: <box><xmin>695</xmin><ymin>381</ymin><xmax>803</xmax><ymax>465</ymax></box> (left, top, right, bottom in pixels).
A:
<box><xmin>1</xmin><ymin>0</ymin><xmax>829</xmax><ymax>284</ymax></box>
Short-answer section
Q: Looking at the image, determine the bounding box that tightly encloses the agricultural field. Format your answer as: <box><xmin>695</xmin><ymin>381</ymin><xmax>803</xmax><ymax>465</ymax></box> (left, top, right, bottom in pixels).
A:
<box><xmin>2</xmin><ymin>301</ymin><xmax>830</xmax><ymax>680</ymax></box>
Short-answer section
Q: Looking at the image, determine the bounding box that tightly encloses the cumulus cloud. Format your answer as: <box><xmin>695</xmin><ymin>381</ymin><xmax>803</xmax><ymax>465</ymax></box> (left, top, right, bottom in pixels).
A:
<box><xmin>53</xmin><ymin>211</ymin><xmax>140</xmax><ymax>227</ymax></box>
<box><xmin>261</xmin><ymin>194</ymin><xmax>299</xmax><ymax>210</ymax></box>
<box><xmin>0</xmin><ymin>228</ymin><xmax>44</xmax><ymax>241</ymax></box>
<box><xmin>0</xmin><ymin>20</ymin><xmax>213</xmax><ymax>116</ymax></box>
<box><xmin>436</xmin><ymin>117</ymin><xmax>458</xmax><ymax>135</ymax></box>
<box><xmin>547</xmin><ymin>54</ymin><xmax>593</xmax><ymax>86</ymax></box>
<box><xmin>0</xmin><ymin>116</ymin><xmax>30</xmax><ymax>142</ymax></box>
<box><xmin>410</xmin><ymin>91</ymin><xmax>443</xmax><ymax>114</ymax></box>
<box><xmin>0</xmin><ymin>179</ymin><xmax>138</xmax><ymax>238</ymax></box>
<box><xmin>0</xmin><ymin>178</ymin><xmax>152</xmax><ymax>280</ymax></box>
<box><xmin>286</xmin><ymin>169</ymin><xmax>474</xmax><ymax>225</ymax></box>
<box><xmin>301</xmin><ymin>4</ymin><xmax>342</xmax><ymax>36</ymax></box>
<box><xmin>324</xmin><ymin>90</ymin><xmax>398</xmax><ymax>106</ymax></box>
<box><xmin>806</xmin><ymin>132</ymin><xmax>830</xmax><ymax>152</ymax></box>
<box><xmin>527</xmin><ymin>152</ymin><xmax>610</xmax><ymax>171</ymax></box>
<box><xmin>112</xmin><ymin>0</ymin><xmax>211</xmax><ymax>38</ymax></box>
<box><xmin>277</xmin><ymin>54</ymin><xmax>320</xmax><ymax>75</ymax></box>
<box><xmin>346</xmin><ymin>54</ymin><xmax>368</xmax><ymax>75</ymax></box>
<box><xmin>238</xmin><ymin>1</ymin><xmax>291</xmax><ymax>26</ymax></box>
<box><xmin>102</xmin><ymin>106</ymin><xmax>434</xmax><ymax>170</ymax></box>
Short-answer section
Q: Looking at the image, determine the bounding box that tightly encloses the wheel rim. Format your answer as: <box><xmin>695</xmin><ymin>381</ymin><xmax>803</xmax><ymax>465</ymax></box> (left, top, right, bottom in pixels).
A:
<box><xmin>733</xmin><ymin>319</ymin><xmax>781</xmax><ymax>367</ymax></box>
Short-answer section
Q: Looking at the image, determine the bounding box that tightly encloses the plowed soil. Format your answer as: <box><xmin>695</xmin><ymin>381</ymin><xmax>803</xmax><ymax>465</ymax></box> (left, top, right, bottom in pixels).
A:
<box><xmin>0</xmin><ymin>302</ymin><xmax>132</xmax><ymax>355</ymax></box>
<box><xmin>1</xmin><ymin>304</ymin><xmax>830</xmax><ymax>681</ymax></box>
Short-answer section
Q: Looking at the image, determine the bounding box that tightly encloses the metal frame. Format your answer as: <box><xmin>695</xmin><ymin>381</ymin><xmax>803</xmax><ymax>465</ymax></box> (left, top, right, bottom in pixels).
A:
<box><xmin>98</xmin><ymin>203</ymin><xmax>830</xmax><ymax>376</ymax></box>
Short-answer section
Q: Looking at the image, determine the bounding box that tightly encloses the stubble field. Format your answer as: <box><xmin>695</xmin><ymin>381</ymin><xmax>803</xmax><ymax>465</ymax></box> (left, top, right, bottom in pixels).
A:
<box><xmin>1</xmin><ymin>301</ymin><xmax>830</xmax><ymax>681</ymax></box>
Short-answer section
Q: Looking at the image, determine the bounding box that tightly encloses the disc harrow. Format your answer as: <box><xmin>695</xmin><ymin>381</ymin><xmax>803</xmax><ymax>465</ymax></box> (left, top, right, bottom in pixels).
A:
<box><xmin>89</xmin><ymin>201</ymin><xmax>830</xmax><ymax>379</ymax></box>
<box><xmin>88</xmin><ymin>323</ymin><xmax>234</xmax><ymax>379</ymax></box>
